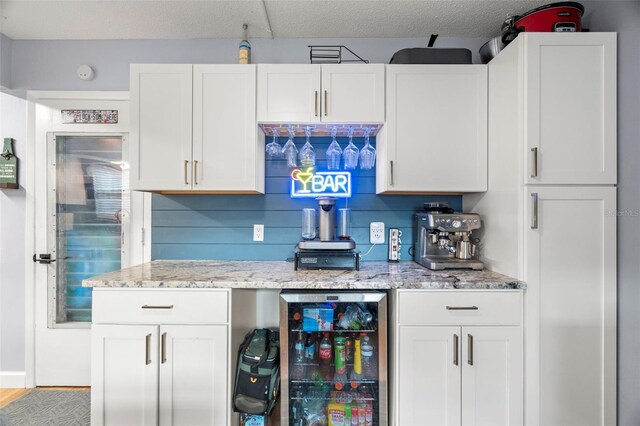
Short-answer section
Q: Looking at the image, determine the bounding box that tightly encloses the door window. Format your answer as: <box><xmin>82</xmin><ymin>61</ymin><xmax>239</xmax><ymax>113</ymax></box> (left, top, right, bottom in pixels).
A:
<box><xmin>49</xmin><ymin>135</ymin><xmax>129</xmax><ymax>324</ymax></box>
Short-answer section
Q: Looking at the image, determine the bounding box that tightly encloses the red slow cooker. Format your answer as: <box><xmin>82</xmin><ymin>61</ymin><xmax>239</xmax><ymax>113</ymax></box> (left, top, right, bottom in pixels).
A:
<box><xmin>502</xmin><ymin>2</ymin><xmax>585</xmax><ymax>44</ymax></box>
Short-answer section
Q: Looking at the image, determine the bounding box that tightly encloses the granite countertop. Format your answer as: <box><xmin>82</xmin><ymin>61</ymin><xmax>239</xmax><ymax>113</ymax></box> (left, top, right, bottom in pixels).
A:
<box><xmin>83</xmin><ymin>260</ymin><xmax>525</xmax><ymax>290</ymax></box>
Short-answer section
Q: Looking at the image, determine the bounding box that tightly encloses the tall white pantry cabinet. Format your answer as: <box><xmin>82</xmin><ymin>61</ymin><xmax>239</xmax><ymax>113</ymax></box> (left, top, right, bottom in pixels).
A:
<box><xmin>464</xmin><ymin>33</ymin><xmax>617</xmax><ymax>426</ymax></box>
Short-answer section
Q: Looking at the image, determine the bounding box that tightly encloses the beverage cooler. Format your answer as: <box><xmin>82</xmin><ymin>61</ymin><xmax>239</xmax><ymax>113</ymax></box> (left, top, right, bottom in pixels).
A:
<box><xmin>279</xmin><ymin>291</ymin><xmax>387</xmax><ymax>426</ymax></box>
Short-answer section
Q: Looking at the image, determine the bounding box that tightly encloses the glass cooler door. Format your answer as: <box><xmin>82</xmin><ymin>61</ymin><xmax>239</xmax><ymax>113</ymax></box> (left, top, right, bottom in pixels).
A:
<box><xmin>280</xmin><ymin>292</ymin><xmax>387</xmax><ymax>426</ymax></box>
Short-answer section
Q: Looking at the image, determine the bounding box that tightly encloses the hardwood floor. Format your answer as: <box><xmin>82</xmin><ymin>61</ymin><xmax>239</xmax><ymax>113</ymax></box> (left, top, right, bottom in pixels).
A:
<box><xmin>0</xmin><ymin>387</ymin><xmax>89</xmax><ymax>408</ymax></box>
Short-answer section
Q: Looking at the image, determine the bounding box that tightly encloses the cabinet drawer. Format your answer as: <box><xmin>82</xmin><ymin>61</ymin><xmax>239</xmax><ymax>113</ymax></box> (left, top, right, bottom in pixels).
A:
<box><xmin>397</xmin><ymin>291</ymin><xmax>521</xmax><ymax>326</ymax></box>
<box><xmin>93</xmin><ymin>289</ymin><xmax>229</xmax><ymax>324</ymax></box>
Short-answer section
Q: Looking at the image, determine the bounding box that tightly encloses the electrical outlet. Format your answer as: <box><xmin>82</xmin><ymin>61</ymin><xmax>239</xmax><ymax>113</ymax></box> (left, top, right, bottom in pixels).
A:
<box><xmin>253</xmin><ymin>224</ymin><xmax>264</xmax><ymax>242</ymax></box>
<box><xmin>370</xmin><ymin>222</ymin><xmax>385</xmax><ymax>244</ymax></box>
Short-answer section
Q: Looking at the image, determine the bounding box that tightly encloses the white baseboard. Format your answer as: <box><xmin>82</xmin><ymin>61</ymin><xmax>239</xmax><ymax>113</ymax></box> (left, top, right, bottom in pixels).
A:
<box><xmin>0</xmin><ymin>371</ymin><xmax>27</xmax><ymax>388</ymax></box>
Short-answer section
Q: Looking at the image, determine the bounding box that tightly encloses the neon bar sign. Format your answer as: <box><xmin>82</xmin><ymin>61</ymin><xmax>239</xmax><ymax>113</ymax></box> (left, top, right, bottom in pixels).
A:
<box><xmin>290</xmin><ymin>168</ymin><xmax>351</xmax><ymax>198</ymax></box>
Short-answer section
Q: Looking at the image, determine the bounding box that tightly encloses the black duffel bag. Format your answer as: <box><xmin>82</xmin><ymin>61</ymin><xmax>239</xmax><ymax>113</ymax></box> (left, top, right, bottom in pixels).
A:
<box><xmin>233</xmin><ymin>329</ymin><xmax>280</xmax><ymax>416</ymax></box>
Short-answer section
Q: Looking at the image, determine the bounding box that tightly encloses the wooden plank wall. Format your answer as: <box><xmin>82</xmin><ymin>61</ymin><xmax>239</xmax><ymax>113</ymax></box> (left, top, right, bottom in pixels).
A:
<box><xmin>152</xmin><ymin>137</ymin><xmax>462</xmax><ymax>261</ymax></box>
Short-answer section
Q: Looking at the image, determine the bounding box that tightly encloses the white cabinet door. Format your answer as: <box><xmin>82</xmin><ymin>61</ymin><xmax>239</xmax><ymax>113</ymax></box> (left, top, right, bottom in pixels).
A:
<box><xmin>91</xmin><ymin>325</ymin><xmax>159</xmax><ymax>426</ymax></box>
<box><xmin>396</xmin><ymin>326</ymin><xmax>461</xmax><ymax>426</ymax></box>
<box><xmin>525</xmin><ymin>33</ymin><xmax>616</xmax><ymax>185</ymax></box>
<box><xmin>159</xmin><ymin>325</ymin><xmax>228</xmax><ymax>426</ymax></box>
<box><xmin>320</xmin><ymin>64</ymin><xmax>385</xmax><ymax>122</ymax></box>
<box><xmin>131</xmin><ymin>64</ymin><xmax>193</xmax><ymax>191</ymax></box>
<box><xmin>525</xmin><ymin>186</ymin><xmax>616</xmax><ymax>426</ymax></box>
<box><xmin>193</xmin><ymin>65</ymin><xmax>263</xmax><ymax>193</ymax></box>
<box><xmin>257</xmin><ymin>65</ymin><xmax>321</xmax><ymax>122</ymax></box>
<box><xmin>461</xmin><ymin>326</ymin><xmax>523</xmax><ymax>426</ymax></box>
<box><xmin>379</xmin><ymin>65</ymin><xmax>487</xmax><ymax>193</ymax></box>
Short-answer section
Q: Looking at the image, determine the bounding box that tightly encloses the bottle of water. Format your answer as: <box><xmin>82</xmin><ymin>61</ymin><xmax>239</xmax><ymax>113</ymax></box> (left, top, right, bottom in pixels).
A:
<box><xmin>361</xmin><ymin>335</ymin><xmax>375</xmax><ymax>379</ymax></box>
<box><xmin>292</xmin><ymin>331</ymin><xmax>306</xmax><ymax>379</ymax></box>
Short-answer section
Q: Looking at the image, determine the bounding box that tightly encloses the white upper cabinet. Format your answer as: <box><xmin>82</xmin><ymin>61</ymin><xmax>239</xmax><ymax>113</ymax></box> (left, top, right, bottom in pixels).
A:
<box><xmin>131</xmin><ymin>64</ymin><xmax>193</xmax><ymax>192</ymax></box>
<box><xmin>320</xmin><ymin>64</ymin><xmax>385</xmax><ymax>122</ymax></box>
<box><xmin>193</xmin><ymin>65</ymin><xmax>262</xmax><ymax>192</ymax></box>
<box><xmin>131</xmin><ymin>64</ymin><xmax>264</xmax><ymax>193</ymax></box>
<box><xmin>524</xmin><ymin>33</ymin><xmax>617</xmax><ymax>185</ymax></box>
<box><xmin>378</xmin><ymin>65</ymin><xmax>488</xmax><ymax>194</ymax></box>
<box><xmin>257</xmin><ymin>64</ymin><xmax>385</xmax><ymax>123</ymax></box>
<box><xmin>257</xmin><ymin>65</ymin><xmax>321</xmax><ymax>122</ymax></box>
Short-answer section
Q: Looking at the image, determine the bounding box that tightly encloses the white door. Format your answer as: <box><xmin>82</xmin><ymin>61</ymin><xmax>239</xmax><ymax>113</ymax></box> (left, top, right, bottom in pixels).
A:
<box><xmin>159</xmin><ymin>325</ymin><xmax>228</xmax><ymax>426</ymax></box>
<box><xmin>257</xmin><ymin>64</ymin><xmax>321</xmax><ymax>122</ymax></box>
<box><xmin>461</xmin><ymin>326</ymin><xmax>523</xmax><ymax>426</ymax></box>
<box><xmin>525</xmin><ymin>186</ymin><xmax>616</xmax><ymax>426</ymax></box>
<box><xmin>91</xmin><ymin>325</ymin><xmax>159</xmax><ymax>426</ymax></box>
<box><xmin>396</xmin><ymin>326</ymin><xmax>461</xmax><ymax>426</ymax></box>
<box><xmin>524</xmin><ymin>33</ymin><xmax>616</xmax><ymax>185</ymax></box>
<box><xmin>131</xmin><ymin>64</ymin><xmax>193</xmax><ymax>191</ymax></box>
<box><xmin>320</xmin><ymin>64</ymin><xmax>385</xmax><ymax>122</ymax></box>
<box><xmin>193</xmin><ymin>65</ymin><xmax>263</xmax><ymax>192</ymax></box>
<box><xmin>380</xmin><ymin>65</ymin><xmax>487</xmax><ymax>193</ymax></box>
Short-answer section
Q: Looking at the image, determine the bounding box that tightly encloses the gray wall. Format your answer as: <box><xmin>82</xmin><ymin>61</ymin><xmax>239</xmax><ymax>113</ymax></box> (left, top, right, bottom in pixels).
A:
<box><xmin>9</xmin><ymin>36</ymin><xmax>487</xmax><ymax>90</ymax></box>
<box><xmin>0</xmin><ymin>91</ymin><xmax>27</xmax><ymax>372</ymax></box>
<box><xmin>584</xmin><ymin>3</ymin><xmax>640</xmax><ymax>423</ymax></box>
<box><xmin>0</xmin><ymin>33</ymin><xmax>12</xmax><ymax>88</ymax></box>
<box><xmin>1</xmin><ymin>1</ymin><xmax>638</xmax><ymax>423</ymax></box>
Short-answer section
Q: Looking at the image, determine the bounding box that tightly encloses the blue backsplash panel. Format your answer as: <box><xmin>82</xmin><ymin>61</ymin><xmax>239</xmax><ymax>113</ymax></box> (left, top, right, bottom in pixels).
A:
<box><xmin>152</xmin><ymin>137</ymin><xmax>462</xmax><ymax>261</ymax></box>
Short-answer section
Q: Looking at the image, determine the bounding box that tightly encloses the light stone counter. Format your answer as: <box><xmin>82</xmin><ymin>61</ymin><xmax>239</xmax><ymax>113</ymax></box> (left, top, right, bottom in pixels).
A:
<box><xmin>83</xmin><ymin>260</ymin><xmax>525</xmax><ymax>290</ymax></box>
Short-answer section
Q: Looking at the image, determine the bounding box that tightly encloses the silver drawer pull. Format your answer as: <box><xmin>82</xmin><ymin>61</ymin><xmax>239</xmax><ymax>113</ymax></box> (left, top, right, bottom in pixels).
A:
<box><xmin>141</xmin><ymin>305</ymin><xmax>174</xmax><ymax>310</ymax></box>
<box><xmin>145</xmin><ymin>333</ymin><xmax>152</xmax><ymax>365</ymax></box>
<box><xmin>446</xmin><ymin>306</ymin><xmax>479</xmax><ymax>311</ymax></box>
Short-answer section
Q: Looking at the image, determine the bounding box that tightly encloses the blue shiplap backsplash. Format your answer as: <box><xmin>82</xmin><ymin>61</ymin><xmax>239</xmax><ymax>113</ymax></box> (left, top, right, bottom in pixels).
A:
<box><xmin>152</xmin><ymin>137</ymin><xmax>462</xmax><ymax>261</ymax></box>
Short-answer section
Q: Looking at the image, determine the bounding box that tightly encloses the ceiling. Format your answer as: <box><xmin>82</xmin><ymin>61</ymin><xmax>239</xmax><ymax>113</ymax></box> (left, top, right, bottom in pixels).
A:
<box><xmin>0</xmin><ymin>0</ymin><xmax>559</xmax><ymax>40</ymax></box>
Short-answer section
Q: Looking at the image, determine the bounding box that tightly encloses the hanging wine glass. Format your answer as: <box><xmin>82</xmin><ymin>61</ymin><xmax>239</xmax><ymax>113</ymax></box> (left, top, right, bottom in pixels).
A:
<box><xmin>359</xmin><ymin>127</ymin><xmax>376</xmax><ymax>169</ymax></box>
<box><xmin>326</xmin><ymin>126</ymin><xmax>342</xmax><ymax>170</ymax></box>
<box><xmin>343</xmin><ymin>127</ymin><xmax>359</xmax><ymax>170</ymax></box>
<box><xmin>299</xmin><ymin>125</ymin><xmax>316</xmax><ymax>167</ymax></box>
<box><xmin>265</xmin><ymin>128</ymin><xmax>282</xmax><ymax>159</ymax></box>
<box><xmin>281</xmin><ymin>126</ymin><xmax>298</xmax><ymax>168</ymax></box>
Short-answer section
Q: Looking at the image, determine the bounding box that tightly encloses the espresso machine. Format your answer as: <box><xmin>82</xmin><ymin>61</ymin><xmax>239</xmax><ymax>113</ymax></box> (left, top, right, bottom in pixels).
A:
<box><xmin>295</xmin><ymin>197</ymin><xmax>360</xmax><ymax>270</ymax></box>
<box><xmin>414</xmin><ymin>202</ymin><xmax>483</xmax><ymax>270</ymax></box>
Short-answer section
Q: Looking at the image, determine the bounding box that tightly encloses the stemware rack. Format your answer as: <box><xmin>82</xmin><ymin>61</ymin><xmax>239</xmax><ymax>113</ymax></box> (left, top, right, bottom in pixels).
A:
<box><xmin>258</xmin><ymin>123</ymin><xmax>383</xmax><ymax>138</ymax></box>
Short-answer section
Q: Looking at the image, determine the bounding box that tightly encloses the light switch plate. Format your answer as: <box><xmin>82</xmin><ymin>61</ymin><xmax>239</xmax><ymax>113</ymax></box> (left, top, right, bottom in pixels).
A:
<box><xmin>253</xmin><ymin>224</ymin><xmax>264</xmax><ymax>242</ymax></box>
<box><xmin>370</xmin><ymin>222</ymin><xmax>385</xmax><ymax>244</ymax></box>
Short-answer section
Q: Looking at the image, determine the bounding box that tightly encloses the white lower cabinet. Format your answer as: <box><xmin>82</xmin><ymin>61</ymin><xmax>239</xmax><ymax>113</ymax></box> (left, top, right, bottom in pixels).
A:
<box><xmin>397</xmin><ymin>326</ymin><xmax>461</xmax><ymax>426</ymax></box>
<box><xmin>91</xmin><ymin>325</ymin><xmax>159</xmax><ymax>426</ymax></box>
<box><xmin>92</xmin><ymin>324</ymin><xmax>228</xmax><ymax>426</ymax></box>
<box><xmin>159</xmin><ymin>325</ymin><xmax>228</xmax><ymax>426</ymax></box>
<box><xmin>461</xmin><ymin>326</ymin><xmax>523</xmax><ymax>426</ymax></box>
<box><xmin>91</xmin><ymin>289</ymin><xmax>255</xmax><ymax>426</ymax></box>
<box><xmin>392</xmin><ymin>290</ymin><xmax>523</xmax><ymax>426</ymax></box>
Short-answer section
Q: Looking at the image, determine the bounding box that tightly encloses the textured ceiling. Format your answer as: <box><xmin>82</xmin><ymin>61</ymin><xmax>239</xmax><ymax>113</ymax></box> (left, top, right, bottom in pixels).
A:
<box><xmin>0</xmin><ymin>0</ymin><xmax>558</xmax><ymax>40</ymax></box>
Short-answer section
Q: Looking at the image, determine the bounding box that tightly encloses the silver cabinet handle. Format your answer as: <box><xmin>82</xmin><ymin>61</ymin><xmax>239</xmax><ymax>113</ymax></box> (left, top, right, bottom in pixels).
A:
<box><xmin>390</xmin><ymin>161</ymin><xmax>394</xmax><ymax>186</ymax></box>
<box><xmin>184</xmin><ymin>160</ymin><xmax>189</xmax><ymax>185</ymax></box>
<box><xmin>161</xmin><ymin>332</ymin><xmax>167</xmax><ymax>364</ymax></box>
<box><xmin>446</xmin><ymin>306</ymin><xmax>478</xmax><ymax>310</ymax></box>
<box><xmin>193</xmin><ymin>160</ymin><xmax>199</xmax><ymax>185</ymax></box>
<box><xmin>468</xmin><ymin>334</ymin><xmax>474</xmax><ymax>366</ymax></box>
<box><xmin>453</xmin><ymin>334</ymin><xmax>459</xmax><ymax>366</ymax></box>
<box><xmin>531</xmin><ymin>192</ymin><xmax>538</xmax><ymax>229</ymax></box>
<box><xmin>314</xmin><ymin>91</ymin><xmax>319</xmax><ymax>117</ymax></box>
<box><xmin>141</xmin><ymin>305</ymin><xmax>174</xmax><ymax>309</ymax></box>
<box><xmin>324</xmin><ymin>90</ymin><xmax>328</xmax><ymax>116</ymax></box>
<box><xmin>145</xmin><ymin>333</ymin><xmax>152</xmax><ymax>365</ymax></box>
<box><xmin>530</xmin><ymin>147</ymin><xmax>538</xmax><ymax>178</ymax></box>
